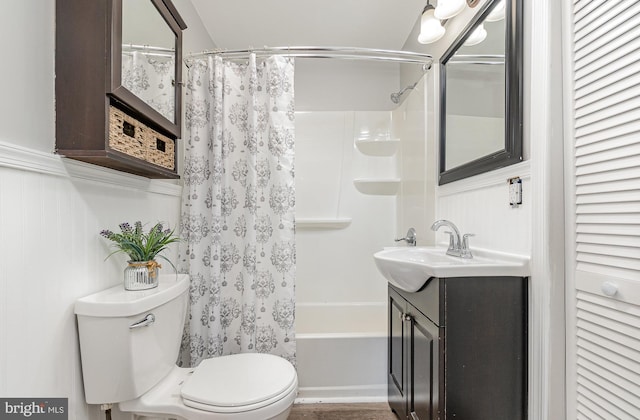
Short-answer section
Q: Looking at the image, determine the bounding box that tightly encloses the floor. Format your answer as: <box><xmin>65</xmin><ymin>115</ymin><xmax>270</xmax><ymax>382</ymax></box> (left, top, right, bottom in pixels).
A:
<box><xmin>288</xmin><ymin>403</ymin><xmax>397</xmax><ymax>420</ymax></box>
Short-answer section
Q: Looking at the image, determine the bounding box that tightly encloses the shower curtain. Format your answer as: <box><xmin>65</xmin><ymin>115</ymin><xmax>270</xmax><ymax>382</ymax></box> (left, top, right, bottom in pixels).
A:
<box><xmin>121</xmin><ymin>51</ymin><xmax>175</xmax><ymax>122</ymax></box>
<box><xmin>178</xmin><ymin>54</ymin><xmax>296</xmax><ymax>367</ymax></box>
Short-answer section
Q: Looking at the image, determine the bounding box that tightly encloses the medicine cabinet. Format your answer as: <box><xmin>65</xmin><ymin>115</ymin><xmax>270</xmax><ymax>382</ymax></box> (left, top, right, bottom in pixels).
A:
<box><xmin>55</xmin><ymin>0</ymin><xmax>186</xmax><ymax>178</ymax></box>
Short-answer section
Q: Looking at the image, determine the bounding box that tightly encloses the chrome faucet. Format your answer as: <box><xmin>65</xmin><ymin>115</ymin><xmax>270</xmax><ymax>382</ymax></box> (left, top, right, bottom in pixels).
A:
<box><xmin>395</xmin><ymin>228</ymin><xmax>417</xmax><ymax>247</ymax></box>
<box><xmin>430</xmin><ymin>219</ymin><xmax>474</xmax><ymax>258</ymax></box>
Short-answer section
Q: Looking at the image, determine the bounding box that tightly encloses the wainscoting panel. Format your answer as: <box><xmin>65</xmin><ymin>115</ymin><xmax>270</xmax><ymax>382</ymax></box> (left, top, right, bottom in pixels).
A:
<box><xmin>0</xmin><ymin>144</ymin><xmax>181</xmax><ymax>420</ymax></box>
<box><xmin>435</xmin><ymin>161</ymin><xmax>531</xmax><ymax>256</ymax></box>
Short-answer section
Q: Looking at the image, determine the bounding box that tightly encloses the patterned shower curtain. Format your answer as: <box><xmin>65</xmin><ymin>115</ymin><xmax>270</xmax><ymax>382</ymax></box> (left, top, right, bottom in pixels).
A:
<box><xmin>122</xmin><ymin>51</ymin><xmax>175</xmax><ymax>122</ymax></box>
<box><xmin>178</xmin><ymin>54</ymin><xmax>296</xmax><ymax>368</ymax></box>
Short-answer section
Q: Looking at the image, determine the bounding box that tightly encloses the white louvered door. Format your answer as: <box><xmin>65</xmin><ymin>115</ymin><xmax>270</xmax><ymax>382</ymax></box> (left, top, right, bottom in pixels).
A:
<box><xmin>566</xmin><ymin>0</ymin><xmax>640</xmax><ymax>419</ymax></box>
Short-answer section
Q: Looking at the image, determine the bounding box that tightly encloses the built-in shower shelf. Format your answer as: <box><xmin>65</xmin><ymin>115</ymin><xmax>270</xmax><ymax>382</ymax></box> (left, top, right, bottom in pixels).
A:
<box><xmin>296</xmin><ymin>218</ymin><xmax>352</xmax><ymax>229</ymax></box>
<box><xmin>353</xmin><ymin>178</ymin><xmax>400</xmax><ymax>195</ymax></box>
<box><xmin>355</xmin><ymin>138</ymin><xmax>400</xmax><ymax>156</ymax></box>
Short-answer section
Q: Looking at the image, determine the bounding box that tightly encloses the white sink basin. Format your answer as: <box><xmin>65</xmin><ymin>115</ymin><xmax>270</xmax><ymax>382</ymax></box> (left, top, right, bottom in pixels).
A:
<box><xmin>373</xmin><ymin>246</ymin><xmax>530</xmax><ymax>292</ymax></box>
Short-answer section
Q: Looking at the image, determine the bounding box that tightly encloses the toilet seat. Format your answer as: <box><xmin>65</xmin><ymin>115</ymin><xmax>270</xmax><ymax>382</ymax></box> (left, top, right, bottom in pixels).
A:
<box><xmin>181</xmin><ymin>353</ymin><xmax>297</xmax><ymax>414</ymax></box>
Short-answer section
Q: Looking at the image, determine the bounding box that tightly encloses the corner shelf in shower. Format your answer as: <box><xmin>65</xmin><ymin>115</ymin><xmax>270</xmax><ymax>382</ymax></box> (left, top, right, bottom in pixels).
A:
<box><xmin>296</xmin><ymin>218</ymin><xmax>352</xmax><ymax>229</ymax></box>
<box><xmin>355</xmin><ymin>138</ymin><xmax>400</xmax><ymax>156</ymax></box>
<box><xmin>353</xmin><ymin>178</ymin><xmax>400</xmax><ymax>195</ymax></box>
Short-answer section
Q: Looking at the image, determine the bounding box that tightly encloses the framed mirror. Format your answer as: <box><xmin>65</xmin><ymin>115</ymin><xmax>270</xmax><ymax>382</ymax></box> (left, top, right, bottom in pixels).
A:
<box><xmin>110</xmin><ymin>0</ymin><xmax>186</xmax><ymax>138</ymax></box>
<box><xmin>438</xmin><ymin>0</ymin><xmax>522</xmax><ymax>185</ymax></box>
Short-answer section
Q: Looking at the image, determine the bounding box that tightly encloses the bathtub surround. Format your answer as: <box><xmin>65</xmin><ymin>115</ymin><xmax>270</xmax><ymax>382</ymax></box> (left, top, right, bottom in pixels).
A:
<box><xmin>295</xmin><ymin>303</ymin><xmax>387</xmax><ymax>402</ymax></box>
<box><xmin>179</xmin><ymin>54</ymin><xmax>296</xmax><ymax>366</ymax></box>
<box><xmin>294</xmin><ymin>109</ymin><xmax>397</xmax><ymax>402</ymax></box>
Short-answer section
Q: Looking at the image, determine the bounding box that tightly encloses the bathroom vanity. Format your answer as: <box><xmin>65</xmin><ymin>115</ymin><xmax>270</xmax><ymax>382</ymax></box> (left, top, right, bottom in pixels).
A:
<box><xmin>388</xmin><ymin>276</ymin><xmax>527</xmax><ymax>420</ymax></box>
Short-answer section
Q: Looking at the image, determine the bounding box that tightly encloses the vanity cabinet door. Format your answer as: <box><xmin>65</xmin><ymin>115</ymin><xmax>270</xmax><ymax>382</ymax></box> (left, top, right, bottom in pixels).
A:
<box><xmin>389</xmin><ymin>286</ymin><xmax>441</xmax><ymax>420</ymax></box>
<box><xmin>388</xmin><ymin>289</ymin><xmax>408</xmax><ymax>419</ymax></box>
<box><xmin>407</xmin><ymin>309</ymin><xmax>440</xmax><ymax>420</ymax></box>
<box><xmin>389</xmin><ymin>277</ymin><xmax>526</xmax><ymax>420</ymax></box>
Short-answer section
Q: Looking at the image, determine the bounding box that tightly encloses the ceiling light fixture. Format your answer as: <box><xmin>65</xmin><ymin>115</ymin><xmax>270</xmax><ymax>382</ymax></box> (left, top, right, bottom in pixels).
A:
<box><xmin>418</xmin><ymin>4</ymin><xmax>445</xmax><ymax>44</ymax></box>
<box><xmin>463</xmin><ymin>23</ymin><xmax>487</xmax><ymax>46</ymax></box>
<box><xmin>486</xmin><ymin>0</ymin><xmax>506</xmax><ymax>22</ymax></box>
<box><xmin>434</xmin><ymin>0</ymin><xmax>466</xmax><ymax>20</ymax></box>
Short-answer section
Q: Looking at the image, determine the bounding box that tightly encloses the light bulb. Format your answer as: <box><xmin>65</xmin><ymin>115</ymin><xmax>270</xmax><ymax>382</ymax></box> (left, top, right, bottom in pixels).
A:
<box><xmin>434</xmin><ymin>0</ymin><xmax>466</xmax><ymax>20</ymax></box>
<box><xmin>418</xmin><ymin>5</ymin><xmax>445</xmax><ymax>44</ymax></box>
<box><xmin>486</xmin><ymin>0</ymin><xmax>506</xmax><ymax>22</ymax></box>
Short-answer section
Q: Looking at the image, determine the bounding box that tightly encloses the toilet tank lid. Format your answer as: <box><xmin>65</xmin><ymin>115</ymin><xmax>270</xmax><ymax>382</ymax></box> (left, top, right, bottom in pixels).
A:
<box><xmin>75</xmin><ymin>274</ymin><xmax>189</xmax><ymax>317</ymax></box>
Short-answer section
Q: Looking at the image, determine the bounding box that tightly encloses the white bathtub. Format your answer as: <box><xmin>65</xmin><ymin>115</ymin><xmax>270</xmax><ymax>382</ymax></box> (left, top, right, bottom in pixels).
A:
<box><xmin>295</xmin><ymin>303</ymin><xmax>388</xmax><ymax>403</ymax></box>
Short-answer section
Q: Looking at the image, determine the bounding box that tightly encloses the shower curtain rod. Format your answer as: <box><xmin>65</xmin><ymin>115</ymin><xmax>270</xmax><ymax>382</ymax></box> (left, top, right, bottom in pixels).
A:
<box><xmin>122</xmin><ymin>43</ymin><xmax>175</xmax><ymax>53</ymax></box>
<box><xmin>122</xmin><ymin>44</ymin><xmax>175</xmax><ymax>58</ymax></box>
<box><xmin>185</xmin><ymin>46</ymin><xmax>433</xmax><ymax>68</ymax></box>
<box><xmin>448</xmin><ymin>54</ymin><xmax>505</xmax><ymax>65</ymax></box>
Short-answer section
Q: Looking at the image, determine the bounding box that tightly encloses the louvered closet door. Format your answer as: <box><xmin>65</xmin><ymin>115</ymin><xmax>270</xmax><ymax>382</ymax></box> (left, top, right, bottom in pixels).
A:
<box><xmin>568</xmin><ymin>0</ymin><xmax>640</xmax><ymax>419</ymax></box>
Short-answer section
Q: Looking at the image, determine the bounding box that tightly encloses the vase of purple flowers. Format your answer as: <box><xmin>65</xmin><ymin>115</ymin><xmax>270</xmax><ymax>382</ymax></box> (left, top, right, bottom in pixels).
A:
<box><xmin>100</xmin><ymin>221</ymin><xmax>180</xmax><ymax>290</ymax></box>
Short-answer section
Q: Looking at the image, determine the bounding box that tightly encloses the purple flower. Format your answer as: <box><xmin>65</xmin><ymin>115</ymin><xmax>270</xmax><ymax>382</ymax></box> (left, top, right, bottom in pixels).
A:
<box><xmin>99</xmin><ymin>221</ymin><xmax>180</xmax><ymax>262</ymax></box>
<box><xmin>119</xmin><ymin>222</ymin><xmax>133</xmax><ymax>233</ymax></box>
<box><xmin>99</xmin><ymin>229</ymin><xmax>113</xmax><ymax>238</ymax></box>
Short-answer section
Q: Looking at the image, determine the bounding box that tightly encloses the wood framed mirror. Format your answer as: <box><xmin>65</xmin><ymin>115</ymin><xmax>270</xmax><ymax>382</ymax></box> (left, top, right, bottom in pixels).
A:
<box><xmin>438</xmin><ymin>0</ymin><xmax>522</xmax><ymax>185</ymax></box>
<box><xmin>109</xmin><ymin>0</ymin><xmax>186</xmax><ymax>138</ymax></box>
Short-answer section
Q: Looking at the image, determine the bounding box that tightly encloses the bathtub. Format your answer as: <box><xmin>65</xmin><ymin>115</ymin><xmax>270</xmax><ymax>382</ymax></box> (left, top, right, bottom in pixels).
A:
<box><xmin>295</xmin><ymin>303</ymin><xmax>388</xmax><ymax>403</ymax></box>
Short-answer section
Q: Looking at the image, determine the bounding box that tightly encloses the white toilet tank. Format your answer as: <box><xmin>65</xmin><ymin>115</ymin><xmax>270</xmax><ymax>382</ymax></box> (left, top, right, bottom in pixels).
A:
<box><xmin>75</xmin><ymin>274</ymin><xmax>190</xmax><ymax>404</ymax></box>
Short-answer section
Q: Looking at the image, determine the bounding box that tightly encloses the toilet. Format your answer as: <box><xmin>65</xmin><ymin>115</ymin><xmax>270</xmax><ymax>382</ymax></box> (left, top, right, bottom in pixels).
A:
<box><xmin>75</xmin><ymin>274</ymin><xmax>297</xmax><ymax>420</ymax></box>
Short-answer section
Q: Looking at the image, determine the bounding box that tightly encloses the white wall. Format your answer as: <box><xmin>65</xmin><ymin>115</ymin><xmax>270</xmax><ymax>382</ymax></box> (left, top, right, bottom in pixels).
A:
<box><xmin>295</xmin><ymin>59</ymin><xmax>406</xmax><ymax>112</ymax></box>
<box><xmin>398</xmin><ymin>1</ymin><xmax>566</xmax><ymax>419</ymax></box>
<box><xmin>398</xmin><ymin>0</ymin><xmax>532</xmax><ymax>254</ymax></box>
<box><xmin>0</xmin><ymin>1</ymin><xmax>214</xmax><ymax>419</ymax></box>
<box><xmin>394</xmin><ymin>77</ymin><xmax>435</xmax><ymax>246</ymax></box>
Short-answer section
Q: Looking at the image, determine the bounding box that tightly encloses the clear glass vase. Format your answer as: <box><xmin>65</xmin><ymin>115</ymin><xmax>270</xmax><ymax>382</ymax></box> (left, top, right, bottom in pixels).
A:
<box><xmin>124</xmin><ymin>260</ymin><xmax>160</xmax><ymax>291</ymax></box>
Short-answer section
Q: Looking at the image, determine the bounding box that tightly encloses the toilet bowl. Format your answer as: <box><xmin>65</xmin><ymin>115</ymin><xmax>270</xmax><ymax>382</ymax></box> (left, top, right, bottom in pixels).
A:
<box><xmin>120</xmin><ymin>354</ymin><xmax>297</xmax><ymax>420</ymax></box>
<box><xmin>75</xmin><ymin>274</ymin><xmax>297</xmax><ymax>420</ymax></box>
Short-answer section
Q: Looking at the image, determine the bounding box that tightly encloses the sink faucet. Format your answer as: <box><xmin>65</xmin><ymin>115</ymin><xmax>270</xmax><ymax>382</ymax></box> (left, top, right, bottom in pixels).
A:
<box><xmin>430</xmin><ymin>219</ymin><xmax>474</xmax><ymax>259</ymax></box>
<box><xmin>395</xmin><ymin>228</ymin><xmax>417</xmax><ymax>247</ymax></box>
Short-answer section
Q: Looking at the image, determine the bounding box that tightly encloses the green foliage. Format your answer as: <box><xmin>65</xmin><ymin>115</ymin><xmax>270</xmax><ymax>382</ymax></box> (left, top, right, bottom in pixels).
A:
<box><xmin>100</xmin><ymin>221</ymin><xmax>180</xmax><ymax>263</ymax></box>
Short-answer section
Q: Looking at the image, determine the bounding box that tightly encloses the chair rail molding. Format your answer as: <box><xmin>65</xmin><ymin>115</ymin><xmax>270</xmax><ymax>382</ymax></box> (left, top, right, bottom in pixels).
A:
<box><xmin>437</xmin><ymin>160</ymin><xmax>530</xmax><ymax>197</ymax></box>
<box><xmin>0</xmin><ymin>140</ymin><xmax>182</xmax><ymax>197</ymax></box>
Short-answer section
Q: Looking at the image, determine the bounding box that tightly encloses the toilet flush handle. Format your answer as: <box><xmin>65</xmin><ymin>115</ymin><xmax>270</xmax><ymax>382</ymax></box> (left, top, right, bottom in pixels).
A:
<box><xmin>129</xmin><ymin>313</ymin><xmax>155</xmax><ymax>329</ymax></box>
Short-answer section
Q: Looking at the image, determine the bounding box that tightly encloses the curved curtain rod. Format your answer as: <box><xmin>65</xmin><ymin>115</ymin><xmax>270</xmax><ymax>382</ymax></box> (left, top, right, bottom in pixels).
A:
<box><xmin>185</xmin><ymin>46</ymin><xmax>434</xmax><ymax>68</ymax></box>
<box><xmin>122</xmin><ymin>43</ymin><xmax>175</xmax><ymax>53</ymax></box>
<box><xmin>448</xmin><ymin>54</ymin><xmax>505</xmax><ymax>65</ymax></box>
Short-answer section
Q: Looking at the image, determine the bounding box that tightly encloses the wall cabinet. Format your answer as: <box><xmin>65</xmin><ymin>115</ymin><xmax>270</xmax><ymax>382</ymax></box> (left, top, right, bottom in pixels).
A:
<box><xmin>388</xmin><ymin>276</ymin><xmax>527</xmax><ymax>420</ymax></box>
<box><xmin>55</xmin><ymin>0</ymin><xmax>186</xmax><ymax>179</ymax></box>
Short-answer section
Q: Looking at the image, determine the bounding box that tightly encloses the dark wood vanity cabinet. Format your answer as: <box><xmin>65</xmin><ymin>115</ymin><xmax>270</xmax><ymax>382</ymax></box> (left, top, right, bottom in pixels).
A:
<box><xmin>55</xmin><ymin>0</ymin><xmax>186</xmax><ymax>179</ymax></box>
<box><xmin>388</xmin><ymin>276</ymin><xmax>527</xmax><ymax>420</ymax></box>
<box><xmin>389</xmin><ymin>288</ymin><xmax>440</xmax><ymax>420</ymax></box>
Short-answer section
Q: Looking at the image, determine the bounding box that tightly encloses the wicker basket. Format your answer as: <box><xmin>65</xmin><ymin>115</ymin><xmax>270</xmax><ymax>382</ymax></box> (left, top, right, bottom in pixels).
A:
<box><xmin>108</xmin><ymin>106</ymin><xmax>175</xmax><ymax>170</ymax></box>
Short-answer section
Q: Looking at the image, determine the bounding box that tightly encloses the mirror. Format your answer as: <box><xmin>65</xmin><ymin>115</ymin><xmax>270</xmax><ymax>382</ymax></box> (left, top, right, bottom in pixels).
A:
<box><xmin>439</xmin><ymin>0</ymin><xmax>522</xmax><ymax>185</ymax></box>
<box><xmin>110</xmin><ymin>0</ymin><xmax>185</xmax><ymax>138</ymax></box>
<box><xmin>122</xmin><ymin>0</ymin><xmax>176</xmax><ymax>123</ymax></box>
